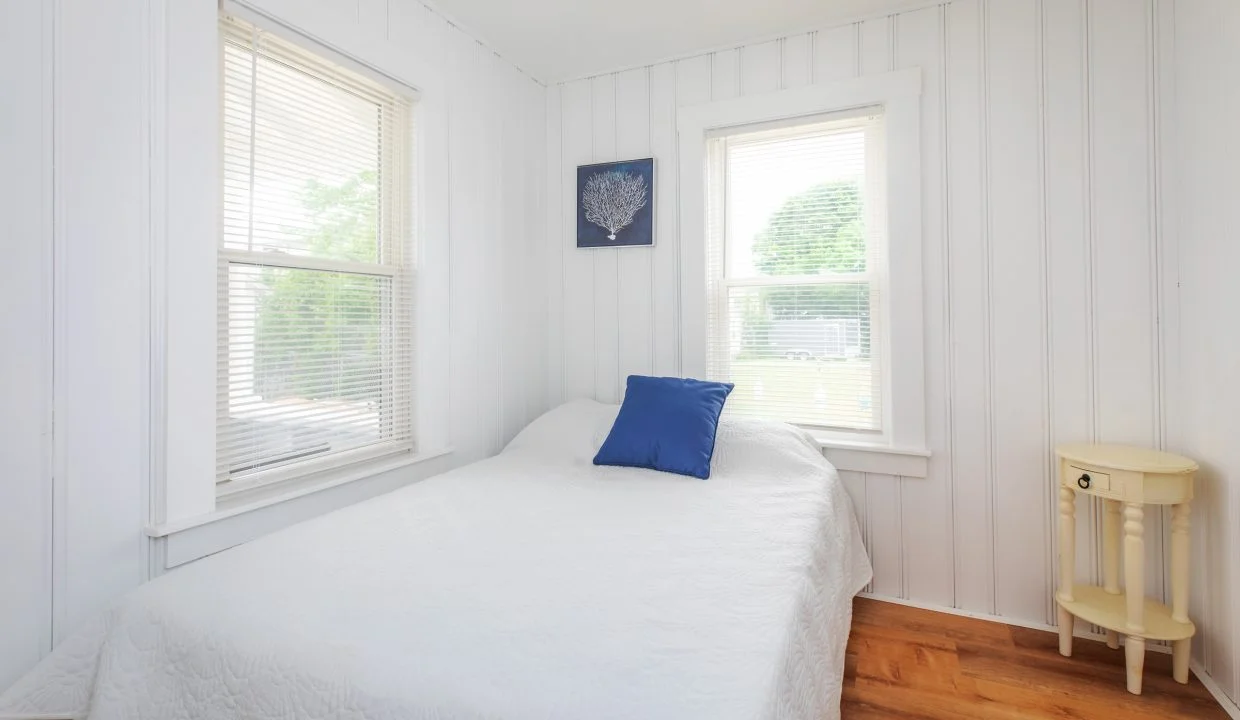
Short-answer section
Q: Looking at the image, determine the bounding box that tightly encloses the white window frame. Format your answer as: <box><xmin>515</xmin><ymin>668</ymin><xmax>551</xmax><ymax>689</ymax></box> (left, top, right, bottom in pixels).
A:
<box><xmin>706</xmin><ymin>113</ymin><xmax>888</xmax><ymax>439</ymax></box>
<box><xmin>215</xmin><ymin>12</ymin><xmax>416</xmax><ymax>499</ymax></box>
<box><xmin>156</xmin><ymin>0</ymin><xmax>452</xmax><ymax>539</ymax></box>
<box><xmin>677</xmin><ymin>69</ymin><xmax>929</xmax><ymax>474</ymax></box>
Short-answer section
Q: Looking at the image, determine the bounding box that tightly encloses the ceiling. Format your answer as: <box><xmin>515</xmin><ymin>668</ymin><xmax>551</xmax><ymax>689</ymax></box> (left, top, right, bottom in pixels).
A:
<box><xmin>426</xmin><ymin>0</ymin><xmax>928</xmax><ymax>83</ymax></box>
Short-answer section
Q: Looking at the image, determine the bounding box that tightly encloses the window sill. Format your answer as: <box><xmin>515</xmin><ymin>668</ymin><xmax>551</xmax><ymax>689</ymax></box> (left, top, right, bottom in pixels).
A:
<box><xmin>146</xmin><ymin>447</ymin><xmax>453</xmax><ymax>539</ymax></box>
<box><xmin>809</xmin><ymin>435</ymin><xmax>930</xmax><ymax>478</ymax></box>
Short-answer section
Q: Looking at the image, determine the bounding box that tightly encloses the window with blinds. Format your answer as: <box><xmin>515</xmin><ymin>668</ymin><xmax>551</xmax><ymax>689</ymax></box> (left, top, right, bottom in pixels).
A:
<box><xmin>705</xmin><ymin>109</ymin><xmax>886</xmax><ymax>434</ymax></box>
<box><xmin>218</xmin><ymin>13</ymin><xmax>415</xmax><ymax>493</ymax></box>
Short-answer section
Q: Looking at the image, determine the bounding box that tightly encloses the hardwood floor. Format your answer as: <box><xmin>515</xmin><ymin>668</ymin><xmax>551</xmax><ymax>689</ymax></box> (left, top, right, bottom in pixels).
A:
<box><xmin>843</xmin><ymin>598</ymin><xmax>1230</xmax><ymax>719</ymax></box>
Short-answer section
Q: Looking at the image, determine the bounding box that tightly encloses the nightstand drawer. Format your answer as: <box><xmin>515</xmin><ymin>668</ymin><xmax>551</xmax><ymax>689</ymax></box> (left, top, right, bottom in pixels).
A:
<box><xmin>1068</xmin><ymin>464</ymin><xmax>1111</xmax><ymax>493</ymax></box>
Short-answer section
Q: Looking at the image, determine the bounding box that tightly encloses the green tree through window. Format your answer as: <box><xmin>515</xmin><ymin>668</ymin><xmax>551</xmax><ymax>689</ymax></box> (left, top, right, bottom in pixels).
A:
<box><xmin>254</xmin><ymin>171</ymin><xmax>383</xmax><ymax>401</ymax></box>
<box><xmin>744</xmin><ymin>179</ymin><xmax>870</xmax><ymax>357</ymax></box>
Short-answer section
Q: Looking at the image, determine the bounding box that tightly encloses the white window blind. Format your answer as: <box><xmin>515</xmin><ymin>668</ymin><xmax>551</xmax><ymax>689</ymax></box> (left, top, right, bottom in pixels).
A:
<box><xmin>218</xmin><ymin>14</ymin><xmax>415</xmax><ymax>492</ymax></box>
<box><xmin>705</xmin><ymin>110</ymin><xmax>886</xmax><ymax>433</ymax></box>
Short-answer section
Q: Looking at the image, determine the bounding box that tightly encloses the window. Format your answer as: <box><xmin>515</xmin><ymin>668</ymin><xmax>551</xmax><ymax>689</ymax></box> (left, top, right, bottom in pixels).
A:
<box><xmin>704</xmin><ymin>110</ymin><xmax>887</xmax><ymax>437</ymax></box>
<box><xmin>217</xmin><ymin>14</ymin><xmax>414</xmax><ymax>494</ymax></box>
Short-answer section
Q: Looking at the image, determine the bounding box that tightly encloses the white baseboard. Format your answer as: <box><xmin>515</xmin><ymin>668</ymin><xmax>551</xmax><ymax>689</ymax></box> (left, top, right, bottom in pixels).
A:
<box><xmin>856</xmin><ymin>592</ymin><xmax>1149</xmax><ymax>648</ymax></box>
<box><xmin>857</xmin><ymin>592</ymin><xmax>1240</xmax><ymax>718</ymax></box>
<box><xmin>1191</xmin><ymin>660</ymin><xmax>1240</xmax><ymax>720</ymax></box>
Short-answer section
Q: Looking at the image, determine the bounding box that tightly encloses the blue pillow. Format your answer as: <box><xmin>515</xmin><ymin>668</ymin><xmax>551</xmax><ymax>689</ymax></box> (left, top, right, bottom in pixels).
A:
<box><xmin>593</xmin><ymin>375</ymin><xmax>734</xmax><ymax>479</ymax></box>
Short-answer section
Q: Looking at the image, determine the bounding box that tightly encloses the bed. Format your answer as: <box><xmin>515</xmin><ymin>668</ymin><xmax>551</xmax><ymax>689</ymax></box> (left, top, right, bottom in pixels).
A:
<box><xmin>0</xmin><ymin>400</ymin><xmax>871</xmax><ymax>720</ymax></box>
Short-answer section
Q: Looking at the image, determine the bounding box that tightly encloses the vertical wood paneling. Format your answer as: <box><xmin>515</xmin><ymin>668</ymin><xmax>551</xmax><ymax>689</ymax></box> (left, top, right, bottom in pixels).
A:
<box><xmin>540</xmin><ymin>2</ymin><xmax>1215</xmax><ymax>679</ymax></box>
<box><xmin>561</xmin><ymin>79</ymin><xmax>595</xmax><ymax>400</ymax></box>
<box><xmin>859</xmin><ymin>16</ymin><xmax>893</xmax><ymax>76</ymax></box>
<box><xmin>58</xmin><ymin>0</ymin><xmax>150</xmax><ymax>632</ymax></box>
<box><xmin>944</xmin><ymin>0</ymin><xmax>993</xmax><ymax>614</ymax></box>
<box><xmin>1042</xmin><ymin>0</ymin><xmax>1101</xmax><ymax>612</ymax></box>
<box><xmin>814</xmin><ymin>25</ymin><xmax>859</xmax><ymax>83</ymax></box>
<box><xmin>856</xmin><ymin>14</ymin><xmax>905</xmax><ymax>601</ymax></box>
<box><xmin>448</xmin><ymin>33</ymin><xmax>482</xmax><ymax>456</ymax></box>
<box><xmin>545</xmin><ymin>85</ymin><xmax>565</xmax><ymax>407</ymax></box>
<box><xmin>6</xmin><ymin>0</ymin><xmax>550</xmax><ymax>684</ymax></box>
<box><xmin>590</xmin><ymin>75</ymin><xmax>620</xmax><ymax>404</ymax></box>
<box><xmin>480</xmin><ymin>52</ymin><xmax>504</xmax><ymax>452</ymax></box>
<box><xmin>675</xmin><ymin>54</ymin><xmax>713</xmax><ymax>115</ymax></box>
<box><xmin>1175</xmin><ymin>0</ymin><xmax>1240</xmax><ymax>703</ymax></box>
<box><xmin>0</xmin><ymin>0</ymin><xmax>53</xmax><ymax>688</ymax></box>
<box><xmin>896</xmin><ymin>5</ymin><xmax>955</xmax><ymax>608</ymax></box>
<box><xmin>985</xmin><ymin>0</ymin><xmax>1050</xmax><ymax>621</ymax></box>
<box><xmin>649</xmin><ymin>63</ymin><xmax>679</xmax><ymax>377</ymax></box>
<box><xmin>525</xmin><ymin>79</ymin><xmax>549</xmax><ymax>428</ymax></box>
<box><xmin>1090</xmin><ymin>0</ymin><xmax>1165</xmax><ymax>602</ymax></box>
<box><xmin>615</xmin><ymin>68</ymin><xmax>653</xmax><ymax>389</ymax></box>
<box><xmin>740</xmin><ymin>40</ymin><xmax>781</xmax><ymax>95</ymax></box>
<box><xmin>781</xmin><ymin>34</ymin><xmax>813</xmax><ymax>89</ymax></box>
<box><xmin>711</xmin><ymin>48</ymin><xmax>740</xmax><ymax>100</ymax></box>
<box><xmin>500</xmin><ymin>60</ymin><xmax>527</xmax><ymax>445</ymax></box>
<box><xmin>1090</xmin><ymin>0</ymin><xmax>1156</xmax><ymax>449</ymax></box>
<box><xmin>838</xmin><ymin>470</ymin><xmax>870</xmax><ymax>592</ymax></box>
<box><xmin>866</xmin><ymin>472</ymin><xmax>903</xmax><ymax>598</ymax></box>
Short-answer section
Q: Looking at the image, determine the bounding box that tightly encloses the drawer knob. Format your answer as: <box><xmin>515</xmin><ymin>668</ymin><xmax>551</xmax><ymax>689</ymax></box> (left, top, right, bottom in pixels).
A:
<box><xmin>1077</xmin><ymin>474</ymin><xmax>1091</xmax><ymax>490</ymax></box>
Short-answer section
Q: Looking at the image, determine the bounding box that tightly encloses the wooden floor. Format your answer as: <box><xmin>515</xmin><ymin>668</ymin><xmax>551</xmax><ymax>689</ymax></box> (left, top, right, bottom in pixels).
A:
<box><xmin>843</xmin><ymin>598</ymin><xmax>1230</xmax><ymax>719</ymax></box>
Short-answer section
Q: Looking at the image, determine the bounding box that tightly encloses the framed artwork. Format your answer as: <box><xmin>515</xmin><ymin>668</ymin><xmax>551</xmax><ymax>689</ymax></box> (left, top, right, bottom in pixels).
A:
<box><xmin>576</xmin><ymin>158</ymin><xmax>654</xmax><ymax>248</ymax></box>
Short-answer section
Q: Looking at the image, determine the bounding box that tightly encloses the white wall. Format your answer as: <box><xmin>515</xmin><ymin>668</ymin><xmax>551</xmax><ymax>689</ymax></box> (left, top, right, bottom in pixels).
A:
<box><xmin>1174</xmin><ymin>0</ymin><xmax>1240</xmax><ymax>709</ymax></box>
<box><xmin>0</xmin><ymin>0</ymin><xmax>547</xmax><ymax>689</ymax></box>
<box><xmin>545</xmin><ymin>0</ymin><xmax>1181</xmax><ymax>631</ymax></box>
<box><xmin>0</xmin><ymin>0</ymin><xmax>54</xmax><ymax>690</ymax></box>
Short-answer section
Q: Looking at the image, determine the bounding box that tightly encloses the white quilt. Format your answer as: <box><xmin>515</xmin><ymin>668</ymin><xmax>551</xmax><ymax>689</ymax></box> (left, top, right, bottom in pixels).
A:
<box><xmin>0</xmin><ymin>400</ymin><xmax>872</xmax><ymax>720</ymax></box>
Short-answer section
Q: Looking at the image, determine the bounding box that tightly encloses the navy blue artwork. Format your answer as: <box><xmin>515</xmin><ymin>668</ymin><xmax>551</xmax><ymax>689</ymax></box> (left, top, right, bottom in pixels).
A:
<box><xmin>577</xmin><ymin>158</ymin><xmax>655</xmax><ymax>248</ymax></box>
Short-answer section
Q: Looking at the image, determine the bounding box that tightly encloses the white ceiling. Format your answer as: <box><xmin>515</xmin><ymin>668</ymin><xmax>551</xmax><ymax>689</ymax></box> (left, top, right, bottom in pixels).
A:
<box><xmin>426</xmin><ymin>0</ymin><xmax>929</xmax><ymax>83</ymax></box>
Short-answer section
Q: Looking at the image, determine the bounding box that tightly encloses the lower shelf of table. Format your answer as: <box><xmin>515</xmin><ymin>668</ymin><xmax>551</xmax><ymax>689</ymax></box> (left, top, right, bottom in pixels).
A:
<box><xmin>1056</xmin><ymin>585</ymin><xmax>1195</xmax><ymax>641</ymax></box>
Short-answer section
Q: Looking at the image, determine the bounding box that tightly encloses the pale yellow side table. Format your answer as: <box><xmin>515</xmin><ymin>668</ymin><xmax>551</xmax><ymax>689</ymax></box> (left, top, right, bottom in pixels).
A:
<box><xmin>1055</xmin><ymin>443</ymin><xmax>1198</xmax><ymax>695</ymax></box>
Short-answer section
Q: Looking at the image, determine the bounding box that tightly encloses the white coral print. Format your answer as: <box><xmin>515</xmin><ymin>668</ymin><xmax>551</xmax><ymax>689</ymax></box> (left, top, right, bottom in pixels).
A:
<box><xmin>582</xmin><ymin>170</ymin><xmax>648</xmax><ymax>240</ymax></box>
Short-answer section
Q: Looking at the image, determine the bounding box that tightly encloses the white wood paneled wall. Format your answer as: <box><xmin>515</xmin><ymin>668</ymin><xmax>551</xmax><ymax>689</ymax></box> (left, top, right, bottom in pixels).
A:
<box><xmin>545</xmin><ymin>0</ymin><xmax>1181</xmax><ymax>636</ymax></box>
<box><xmin>1174</xmin><ymin>0</ymin><xmax>1240</xmax><ymax>709</ymax></box>
<box><xmin>0</xmin><ymin>0</ymin><xmax>54</xmax><ymax>690</ymax></box>
<box><xmin>0</xmin><ymin>0</ymin><xmax>547</xmax><ymax>689</ymax></box>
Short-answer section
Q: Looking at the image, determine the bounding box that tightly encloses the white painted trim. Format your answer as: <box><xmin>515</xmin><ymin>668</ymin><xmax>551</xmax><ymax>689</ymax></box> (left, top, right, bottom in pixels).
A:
<box><xmin>1194</xmin><ymin>659</ymin><xmax>1240</xmax><ymax>720</ymax></box>
<box><xmin>146</xmin><ymin>447</ymin><xmax>452</xmax><ymax>538</ymax></box>
<box><xmin>160</xmin><ymin>0</ymin><xmax>453</xmax><ymax>525</ymax></box>
<box><xmin>156</xmin><ymin>446</ymin><xmax>460</xmax><ymax>569</ymax></box>
<box><xmin>677</xmin><ymin>69</ymin><xmax>927</xmax><ymax>457</ymax></box>
<box><xmin>823</xmin><ymin>444</ymin><xmax>929</xmax><ymax>478</ymax></box>
<box><xmin>224</xmin><ymin>0</ymin><xmax>424</xmax><ymax>99</ymax></box>
<box><xmin>816</xmin><ymin>437</ymin><xmax>931</xmax><ymax>457</ymax></box>
<box><xmin>860</xmin><ymin>591</ymin><xmax>1167</xmax><ymax>648</ymax></box>
<box><xmin>219</xmin><ymin>249</ymin><xmax>400</xmax><ymax>277</ymax></box>
<box><xmin>160</xmin><ymin>0</ymin><xmax>219</xmax><ymax>530</ymax></box>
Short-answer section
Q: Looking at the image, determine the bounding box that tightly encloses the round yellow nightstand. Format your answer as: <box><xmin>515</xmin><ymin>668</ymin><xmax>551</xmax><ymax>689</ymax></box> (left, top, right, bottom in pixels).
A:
<box><xmin>1055</xmin><ymin>443</ymin><xmax>1198</xmax><ymax>695</ymax></box>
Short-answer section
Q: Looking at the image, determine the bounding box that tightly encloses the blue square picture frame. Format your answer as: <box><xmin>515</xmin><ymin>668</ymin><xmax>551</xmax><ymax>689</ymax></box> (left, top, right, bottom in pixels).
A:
<box><xmin>576</xmin><ymin>158</ymin><xmax>655</xmax><ymax>248</ymax></box>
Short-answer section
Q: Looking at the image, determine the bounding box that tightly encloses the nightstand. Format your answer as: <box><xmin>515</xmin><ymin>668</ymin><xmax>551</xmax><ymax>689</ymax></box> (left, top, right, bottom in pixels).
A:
<box><xmin>1055</xmin><ymin>443</ymin><xmax>1198</xmax><ymax>695</ymax></box>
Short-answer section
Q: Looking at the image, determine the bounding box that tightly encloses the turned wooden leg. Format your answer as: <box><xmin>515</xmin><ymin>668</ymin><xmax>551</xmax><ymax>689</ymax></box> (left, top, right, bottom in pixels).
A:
<box><xmin>1124</xmin><ymin>502</ymin><xmax>1146</xmax><ymax>694</ymax></box>
<box><xmin>1171</xmin><ymin>502</ymin><xmax>1192</xmax><ymax>684</ymax></box>
<box><xmin>1103</xmin><ymin>500</ymin><xmax>1121</xmax><ymax>594</ymax></box>
<box><xmin>1173</xmin><ymin>638</ymin><xmax>1191</xmax><ymax>685</ymax></box>
<box><xmin>1103</xmin><ymin>499</ymin><xmax>1122</xmax><ymax>650</ymax></box>
<box><xmin>1057</xmin><ymin>606</ymin><xmax>1074</xmax><ymax>657</ymax></box>
<box><xmin>1172</xmin><ymin>503</ymin><xmax>1191</xmax><ymax>623</ymax></box>
<box><xmin>1057</xmin><ymin>485</ymin><xmax>1076</xmax><ymax>658</ymax></box>
<box><xmin>1127</xmin><ymin>636</ymin><xmax>1146</xmax><ymax>695</ymax></box>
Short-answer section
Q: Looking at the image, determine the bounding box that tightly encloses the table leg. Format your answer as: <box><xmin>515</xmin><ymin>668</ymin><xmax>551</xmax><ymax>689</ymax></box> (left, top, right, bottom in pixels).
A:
<box><xmin>1172</xmin><ymin>502</ymin><xmax>1192</xmax><ymax>684</ymax></box>
<box><xmin>1103</xmin><ymin>499</ymin><xmax>1122</xmax><ymax>649</ymax></box>
<box><xmin>1124</xmin><ymin>502</ymin><xmax>1145</xmax><ymax>694</ymax></box>
<box><xmin>1058</xmin><ymin>485</ymin><xmax>1076</xmax><ymax>657</ymax></box>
